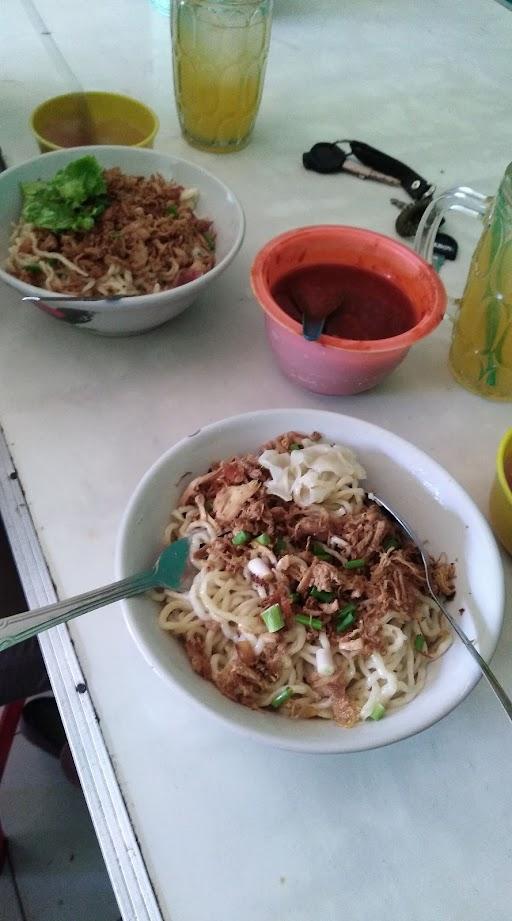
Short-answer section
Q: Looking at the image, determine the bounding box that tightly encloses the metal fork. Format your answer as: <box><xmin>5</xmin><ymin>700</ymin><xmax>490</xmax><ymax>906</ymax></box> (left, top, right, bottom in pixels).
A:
<box><xmin>369</xmin><ymin>492</ymin><xmax>512</xmax><ymax>721</ymax></box>
<box><xmin>0</xmin><ymin>538</ymin><xmax>190</xmax><ymax>652</ymax></box>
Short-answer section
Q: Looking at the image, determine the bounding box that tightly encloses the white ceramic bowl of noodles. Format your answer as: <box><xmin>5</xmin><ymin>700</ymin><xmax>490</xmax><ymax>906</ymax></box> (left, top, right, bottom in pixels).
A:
<box><xmin>0</xmin><ymin>146</ymin><xmax>244</xmax><ymax>335</ymax></box>
<box><xmin>116</xmin><ymin>409</ymin><xmax>504</xmax><ymax>754</ymax></box>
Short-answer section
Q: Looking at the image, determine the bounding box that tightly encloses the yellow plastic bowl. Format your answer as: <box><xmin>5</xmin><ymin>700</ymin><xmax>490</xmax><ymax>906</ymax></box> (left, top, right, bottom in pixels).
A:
<box><xmin>489</xmin><ymin>427</ymin><xmax>512</xmax><ymax>555</ymax></box>
<box><xmin>30</xmin><ymin>91</ymin><xmax>159</xmax><ymax>153</ymax></box>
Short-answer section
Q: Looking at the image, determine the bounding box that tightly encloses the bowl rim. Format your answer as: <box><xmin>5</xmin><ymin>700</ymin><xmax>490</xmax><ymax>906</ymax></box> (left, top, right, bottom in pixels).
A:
<box><xmin>116</xmin><ymin>408</ymin><xmax>505</xmax><ymax>754</ymax></box>
<box><xmin>496</xmin><ymin>427</ymin><xmax>512</xmax><ymax>505</ymax></box>
<box><xmin>0</xmin><ymin>145</ymin><xmax>245</xmax><ymax>311</ymax></box>
<box><xmin>250</xmin><ymin>225</ymin><xmax>446</xmax><ymax>353</ymax></box>
<box><xmin>30</xmin><ymin>91</ymin><xmax>160</xmax><ymax>151</ymax></box>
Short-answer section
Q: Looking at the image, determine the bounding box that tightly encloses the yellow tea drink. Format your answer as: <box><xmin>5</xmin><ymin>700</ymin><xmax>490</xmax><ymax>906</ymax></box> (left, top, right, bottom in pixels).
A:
<box><xmin>172</xmin><ymin>0</ymin><xmax>272</xmax><ymax>153</ymax></box>
<box><xmin>449</xmin><ymin>170</ymin><xmax>512</xmax><ymax>399</ymax></box>
<box><xmin>415</xmin><ymin>165</ymin><xmax>512</xmax><ymax>400</ymax></box>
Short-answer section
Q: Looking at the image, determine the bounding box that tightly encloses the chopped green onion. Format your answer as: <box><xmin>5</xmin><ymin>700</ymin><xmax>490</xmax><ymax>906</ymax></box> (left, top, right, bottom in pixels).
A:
<box><xmin>338</xmin><ymin>601</ymin><xmax>357</xmax><ymax>617</ymax></box>
<box><xmin>261</xmin><ymin>603</ymin><xmax>285</xmax><ymax>633</ymax></box>
<box><xmin>311</xmin><ymin>541</ymin><xmax>333</xmax><ymax>561</ymax></box>
<box><xmin>309</xmin><ymin>587</ymin><xmax>335</xmax><ymax>603</ymax></box>
<box><xmin>232</xmin><ymin>530</ymin><xmax>250</xmax><ymax>546</ymax></box>
<box><xmin>289</xmin><ymin>592</ymin><xmax>301</xmax><ymax>603</ymax></box>
<box><xmin>204</xmin><ymin>232</ymin><xmax>215</xmax><ymax>251</ymax></box>
<box><xmin>338</xmin><ymin>602</ymin><xmax>357</xmax><ymax>617</ymax></box>
<box><xmin>370</xmin><ymin>703</ymin><xmax>386</xmax><ymax>721</ymax></box>
<box><xmin>270</xmin><ymin>687</ymin><xmax>293</xmax><ymax>709</ymax></box>
<box><xmin>289</xmin><ymin>443</ymin><xmax>302</xmax><ymax>451</ymax></box>
<box><xmin>275</xmin><ymin>537</ymin><xmax>287</xmax><ymax>554</ymax></box>
<box><xmin>344</xmin><ymin>558</ymin><xmax>366</xmax><ymax>570</ymax></box>
<box><xmin>335</xmin><ymin>604</ymin><xmax>357</xmax><ymax>632</ymax></box>
<box><xmin>335</xmin><ymin>608</ymin><xmax>356</xmax><ymax>632</ymax></box>
<box><xmin>295</xmin><ymin>614</ymin><xmax>323</xmax><ymax>630</ymax></box>
<box><xmin>383</xmin><ymin>537</ymin><xmax>400</xmax><ymax>551</ymax></box>
<box><xmin>414</xmin><ymin>634</ymin><xmax>427</xmax><ymax>651</ymax></box>
<box><xmin>255</xmin><ymin>533</ymin><xmax>271</xmax><ymax>546</ymax></box>
<box><xmin>166</xmin><ymin>204</ymin><xmax>178</xmax><ymax>217</ymax></box>
<box><xmin>25</xmin><ymin>263</ymin><xmax>41</xmax><ymax>273</ymax></box>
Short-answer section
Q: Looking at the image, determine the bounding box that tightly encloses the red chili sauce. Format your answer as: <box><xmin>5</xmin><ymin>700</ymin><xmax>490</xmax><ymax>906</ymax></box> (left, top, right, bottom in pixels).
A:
<box><xmin>271</xmin><ymin>264</ymin><xmax>417</xmax><ymax>340</ymax></box>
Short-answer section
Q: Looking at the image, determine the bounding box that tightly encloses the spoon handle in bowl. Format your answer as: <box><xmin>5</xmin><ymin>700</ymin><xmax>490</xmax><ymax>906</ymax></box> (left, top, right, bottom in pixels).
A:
<box><xmin>430</xmin><ymin>593</ymin><xmax>512</xmax><ymax>721</ymax></box>
<box><xmin>0</xmin><ymin>570</ymin><xmax>155</xmax><ymax>652</ymax></box>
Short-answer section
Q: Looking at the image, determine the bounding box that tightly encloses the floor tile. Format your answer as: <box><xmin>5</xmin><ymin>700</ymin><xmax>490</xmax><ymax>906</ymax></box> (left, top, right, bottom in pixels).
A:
<box><xmin>0</xmin><ymin>858</ymin><xmax>24</xmax><ymax>921</ymax></box>
<box><xmin>0</xmin><ymin>732</ymin><xmax>120</xmax><ymax>921</ymax></box>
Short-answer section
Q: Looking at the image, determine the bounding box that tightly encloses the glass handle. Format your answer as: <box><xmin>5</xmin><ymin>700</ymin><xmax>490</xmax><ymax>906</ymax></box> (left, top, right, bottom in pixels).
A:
<box><xmin>415</xmin><ymin>186</ymin><xmax>490</xmax><ymax>264</ymax></box>
<box><xmin>414</xmin><ymin>187</ymin><xmax>492</xmax><ymax>320</ymax></box>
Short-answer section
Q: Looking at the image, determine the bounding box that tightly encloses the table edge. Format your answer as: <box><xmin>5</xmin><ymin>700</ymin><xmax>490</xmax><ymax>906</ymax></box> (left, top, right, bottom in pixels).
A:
<box><xmin>0</xmin><ymin>424</ymin><xmax>163</xmax><ymax>921</ymax></box>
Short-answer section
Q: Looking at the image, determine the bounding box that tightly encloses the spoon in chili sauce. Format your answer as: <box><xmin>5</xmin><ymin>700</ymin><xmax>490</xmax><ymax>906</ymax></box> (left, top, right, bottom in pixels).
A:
<box><xmin>301</xmin><ymin>298</ymin><xmax>343</xmax><ymax>341</ymax></box>
<box><xmin>271</xmin><ymin>263</ymin><xmax>416</xmax><ymax>343</ymax></box>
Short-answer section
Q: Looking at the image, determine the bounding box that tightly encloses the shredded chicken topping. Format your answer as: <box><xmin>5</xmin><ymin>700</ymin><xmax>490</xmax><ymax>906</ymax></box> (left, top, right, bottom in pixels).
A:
<box><xmin>7</xmin><ymin>168</ymin><xmax>215</xmax><ymax>296</ymax></box>
<box><xmin>166</xmin><ymin>432</ymin><xmax>456</xmax><ymax>725</ymax></box>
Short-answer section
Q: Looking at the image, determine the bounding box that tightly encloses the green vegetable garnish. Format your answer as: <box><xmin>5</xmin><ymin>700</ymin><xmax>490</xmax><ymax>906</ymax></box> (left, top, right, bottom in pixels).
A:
<box><xmin>344</xmin><ymin>558</ymin><xmax>366</xmax><ymax>570</ymax></box>
<box><xmin>25</xmin><ymin>263</ymin><xmax>41</xmax><ymax>273</ymax></box>
<box><xmin>166</xmin><ymin>204</ymin><xmax>178</xmax><ymax>217</ymax></box>
<box><xmin>370</xmin><ymin>703</ymin><xmax>386</xmax><ymax>721</ymax></box>
<box><xmin>383</xmin><ymin>537</ymin><xmax>400</xmax><ymax>551</ymax></box>
<box><xmin>289</xmin><ymin>591</ymin><xmax>301</xmax><ymax>603</ymax></box>
<box><xmin>414</xmin><ymin>634</ymin><xmax>427</xmax><ymax>651</ymax></box>
<box><xmin>21</xmin><ymin>155</ymin><xmax>107</xmax><ymax>232</ymax></box>
<box><xmin>295</xmin><ymin>614</ymin><xmax>323</xmax><ymax>630</ymax></box>
<box><xmin>232</xmin><ymin>530</ymin><xmax>250</xmax><ymax>546</ymax></box>
<box><xmin>275</xmin><ymin>537</ymin><xmax>287</xmax><ymax>554</ymax></box>
<box><xmin>310</xmin><ymin>588</ymin><xmax>335</xmax><ymax>603</ymax></box>
<box><xmin>261</xmin><ymin>603</ymin><xmax>285</xmax><ymax>633</ymax></box>
<box><xmin>335</xmin><ymin>603</ymin><xmax>356</xmax><ymax>633</ymax></box>
<box><xmin>255</xmin><ymin>533</ymin><xmax>271</xmax><ymax>546</ymax></box>
<box><xmin>271</xmin><ymin>687</ymin><xmax>293</xmax><ymax>709</ymax></box>
<box><xmin>311</xmin><ymin>541</ymin><xmax>333</xmax><ymax>561</ymax></box>
<box><xmin>289</xmin><ymin>443</ymin><xmax>302</xmax><ymax>451</ymax></box>
<box><xmin>204</xmin><ymin>232</ymin><xmax>215</xmax><ymax>251</ymax></box>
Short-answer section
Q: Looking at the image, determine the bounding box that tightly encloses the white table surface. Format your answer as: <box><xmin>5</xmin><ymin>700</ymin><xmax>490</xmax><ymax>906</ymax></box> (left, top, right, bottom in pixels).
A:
<box><xmin>1</xmin><ymin>1</ymin><xmax>512</xmax><ymax>919</ymax></box>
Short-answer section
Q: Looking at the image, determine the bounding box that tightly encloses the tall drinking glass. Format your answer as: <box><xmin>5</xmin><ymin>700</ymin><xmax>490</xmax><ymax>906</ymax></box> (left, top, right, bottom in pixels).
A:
<box><xmin>172</xmin><ymin>0</ymin><xmax>273</xmax><ymax>153</ymax></box>
<box><xmin>415</xmin><ymin>165</ymin><xmax>512</xmax><ymax>400</ymax></box>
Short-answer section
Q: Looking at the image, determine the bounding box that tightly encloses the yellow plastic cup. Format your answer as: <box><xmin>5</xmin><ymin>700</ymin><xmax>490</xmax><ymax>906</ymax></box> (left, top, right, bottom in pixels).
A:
<box><xmin>30</xmin><ymin>91</ymin><xmax>159</xmax><ymax>153</ymax></box>
<box><xmin>489</xmin><ymin>427</ymin><xmax>512</xmax><ymax>554</ymax></box>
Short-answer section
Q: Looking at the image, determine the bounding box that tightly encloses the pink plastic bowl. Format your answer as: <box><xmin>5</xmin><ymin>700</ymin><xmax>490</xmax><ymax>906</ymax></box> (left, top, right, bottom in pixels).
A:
<box><xmin>250</xmin><ymin>225</ymin><xmax>446</xmax><ymax>395</ymax></box>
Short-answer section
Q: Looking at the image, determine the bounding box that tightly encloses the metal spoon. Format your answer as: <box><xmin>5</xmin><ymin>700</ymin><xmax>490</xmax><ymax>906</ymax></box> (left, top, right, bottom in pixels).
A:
<box><xmin>369</xmin><ymin>492</ymin><xmax>512</xmax><ymax>721</ymax></box>
<box><xmin>23</xmin><ymin>295</ymin><xmax>124</xmax><ymax>304</ymax></box>
<box><xmin>0</xmin><ymin>538</ymin><xmax>190</xmax><ymax>652</ymax></box>
<box><xmin>302</xmin><ymin>309</ymin><xmax>328</xmax><ymax>341</ymax></box>
<box><xmin>288</xmin><ymin>292</ymin><xmax>343</xmax><ymax>342</ymax></box>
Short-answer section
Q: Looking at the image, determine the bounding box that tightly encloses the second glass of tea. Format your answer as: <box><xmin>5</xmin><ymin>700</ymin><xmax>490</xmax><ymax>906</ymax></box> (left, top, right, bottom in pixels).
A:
<box><xmin>415</xmin><ymin>163</ymin><xmax>512</xmax><ymax>400</ymax></box>
<box><xmin>171</xmin><ymin>0</ymin><xmax>273</xmax><ymax>153</ymax></box>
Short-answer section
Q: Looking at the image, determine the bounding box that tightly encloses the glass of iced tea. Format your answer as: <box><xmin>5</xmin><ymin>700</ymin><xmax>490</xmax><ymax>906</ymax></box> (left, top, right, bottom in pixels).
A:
<box><xmin>415</xmin><ymin>165</ymin><xmax>512</xmax><ymax>400</ymax></box>
<box><xmin>171</xmin><ymin>0</ymin><xmax>273</xmax><ymax>153</ymax></box>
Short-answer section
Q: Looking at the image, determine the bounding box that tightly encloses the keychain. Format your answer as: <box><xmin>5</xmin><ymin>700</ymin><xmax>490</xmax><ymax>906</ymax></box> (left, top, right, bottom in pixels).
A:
<box><xmin>302</xmin><ymin>139</ymin><xmax>457</xmax><ymax>261</ymax></box>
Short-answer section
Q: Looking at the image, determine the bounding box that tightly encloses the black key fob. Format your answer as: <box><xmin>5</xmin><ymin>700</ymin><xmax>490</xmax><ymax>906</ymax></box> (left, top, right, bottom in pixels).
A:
<box><xmin>433</xmin><ymin>233</ymin><xmax>458</xmax><ymax>261</ymax></box>
<box><xmin>303</xmin><ymin>142</ymin><xmax>346</xmax><ymax>174</ymax></box>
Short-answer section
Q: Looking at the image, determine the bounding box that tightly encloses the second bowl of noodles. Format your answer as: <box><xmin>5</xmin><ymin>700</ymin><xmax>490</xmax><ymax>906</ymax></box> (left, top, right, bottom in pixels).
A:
<box><xmin>0</xmin><ymin>146</ymin><xmax>244</xmax><ymax>335</ymax></box>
